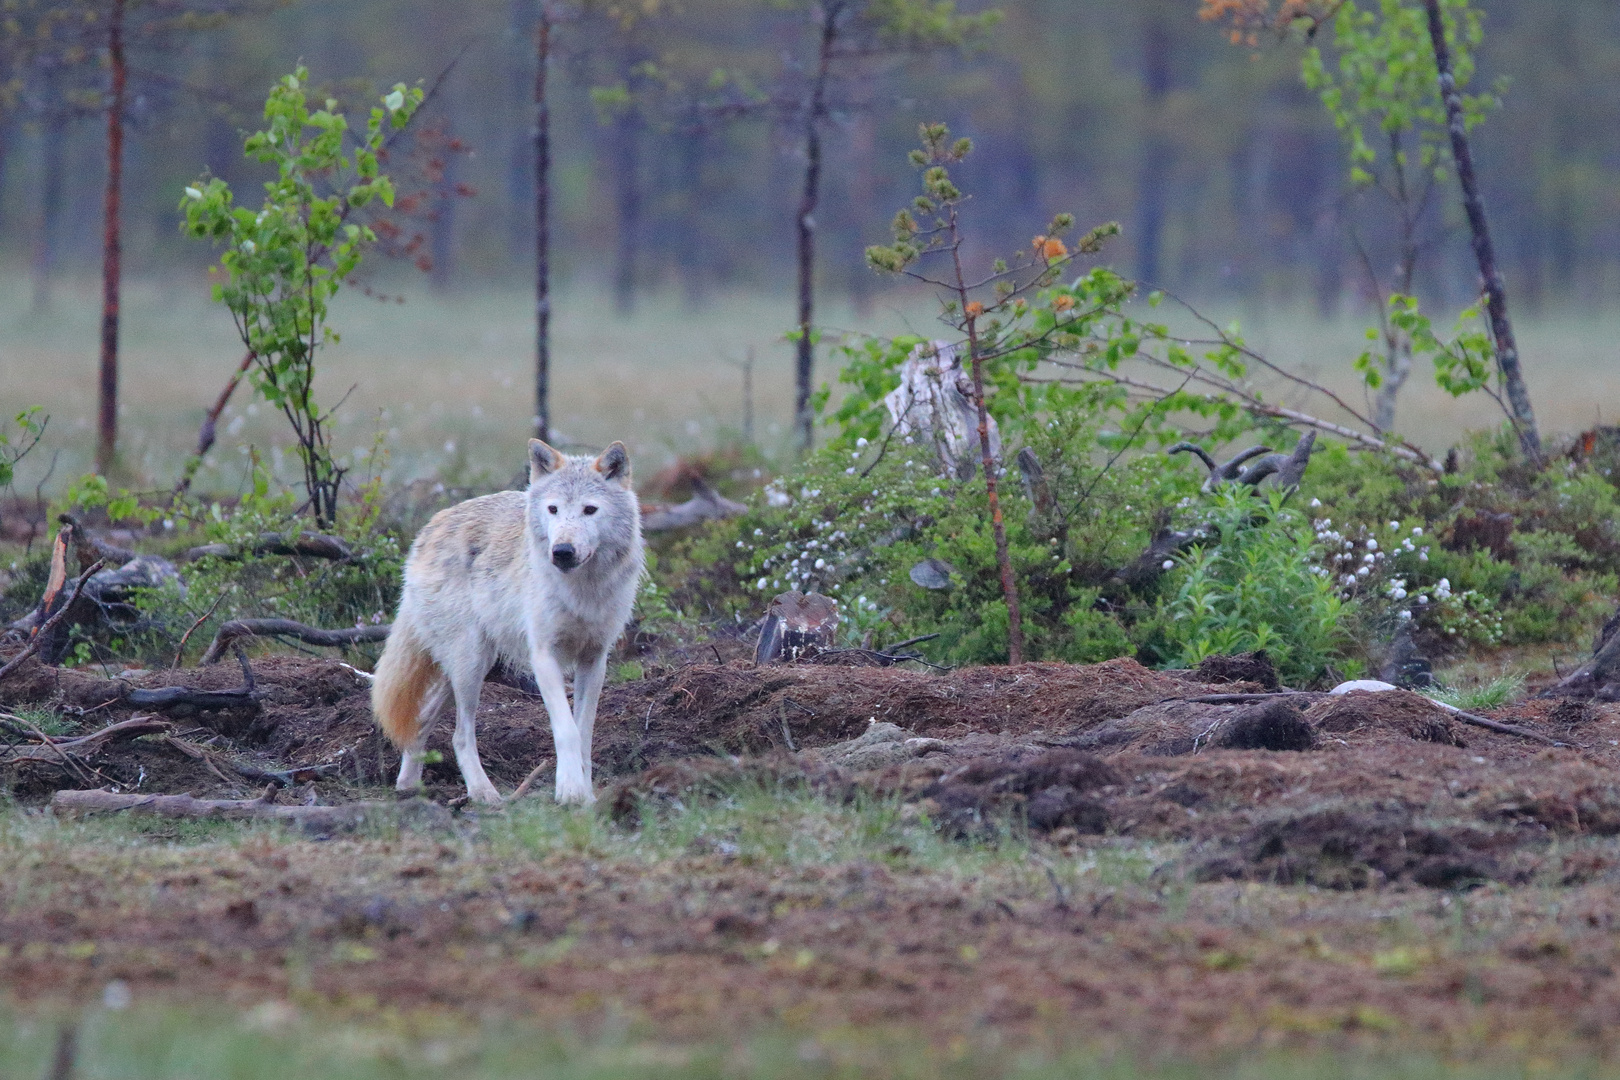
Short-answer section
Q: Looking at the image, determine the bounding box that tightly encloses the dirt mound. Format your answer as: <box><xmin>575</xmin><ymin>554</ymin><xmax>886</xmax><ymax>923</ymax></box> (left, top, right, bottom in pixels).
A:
<box><xmin>1063</xmin><ymin>698</ymin><xmax>1316</xmax><ymax>756</ymax></box>
<box><xmin>916</xmin><ymin>749</ymin><xmax>1122</xmax><ymax>836</ymax></box>
<box><xmin>1194</xmin><ymin>650</ymin><xmax>1280</xmax><ymax>691</ymax></box>
<box><xmin>1306</xmin><ymin>689</ymin><xmax>1464</xmax><ymax>746</ymax></box>
<box><xmin>1194</xmin><ymin>808</ymin><xmax>1532</xmax><ymax>890</ymax></box>
<box><xmin>1217</xmin><ymin>700</ymin><xmax>1316</xmax><ymax>750</ymax></box>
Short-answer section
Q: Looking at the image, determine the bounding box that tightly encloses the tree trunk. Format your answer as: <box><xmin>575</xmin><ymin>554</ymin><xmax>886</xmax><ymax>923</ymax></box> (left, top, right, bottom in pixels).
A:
<box><xmin>96</xmin><ymin>0</ymin><xmax>128</xmax><ymax>477</ymax></box>
<box><xmin>677</xmin><ymin>127</ymin><xmax>708</xmax><ymax>309</ymax></box>
<box><xmin>846</xmin><ymin>99</ymin><xmax>877</xmax><ymax>318</ymax></box>
<box><xmin>534</xmin><ymin>1</ymin><xmax>552</xmax><ymax>442</ymax></box>
<box><xmin>612</xmin><ymin>113</ymin><xmax>640</xmax><ymax>316</ymax></box>
<box><xmin>1373</xmin><ymin>179</ymin><xmax>1420</xmax><ymax>434</ymax></box>
<box><xmin>1422</xmin><ymin>0</ymin><xmax>1541</xmax><ymax>464</ymax></box>
<box><xmin>794</xmin><ymin>2</ymin><xmax>840</xmax><ymax>452</ymax></box>
<box><xmin>965</xmin><ymin>328</ymin><xmax>1023</xmax><ymax>665</ymax></box>
<box><xmin>1133</xmin><ymin>15</ymin><xmax>1172</xmax><ymax>286</ymax></box>
<box><xmin>31</xmin><ymin>113</ymin><xmax>68</xmax><ymax>315</ymax></box>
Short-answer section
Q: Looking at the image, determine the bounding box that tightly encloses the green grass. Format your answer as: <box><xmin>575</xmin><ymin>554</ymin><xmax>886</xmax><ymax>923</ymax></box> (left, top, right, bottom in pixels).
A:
<box><xmin>1</xmin><ymin>1002</ymin><xmax>1614</xmax><ymax>1080</ymax></box>
<box><xmin>1428</xmin><ymin>672</ymin><xmax>1526</xmax><ymax>712</ymax></box>
<box><xmin>0</xmin><ymin>706</ymin><xmax>79</xmax><ymax>737</ymax></box>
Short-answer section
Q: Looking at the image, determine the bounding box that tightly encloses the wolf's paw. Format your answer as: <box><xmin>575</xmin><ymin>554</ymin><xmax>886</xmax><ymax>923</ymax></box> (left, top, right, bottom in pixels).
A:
<box><xmin>554</xmin><ymin>775</ymin><xmax>595</xmax><ymax>806</ymax></box>
<box><xmin>467</xmin><ymin>783</ymin><xmax>505</xmax><ymax>806</ymax></box>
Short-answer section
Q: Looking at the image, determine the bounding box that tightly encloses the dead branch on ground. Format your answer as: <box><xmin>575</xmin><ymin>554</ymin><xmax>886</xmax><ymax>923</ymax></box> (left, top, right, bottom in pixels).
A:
<box><xmin>200</xmin><ymin>618</ymin><xmax>389</xmax><ymax>664</ymax></box>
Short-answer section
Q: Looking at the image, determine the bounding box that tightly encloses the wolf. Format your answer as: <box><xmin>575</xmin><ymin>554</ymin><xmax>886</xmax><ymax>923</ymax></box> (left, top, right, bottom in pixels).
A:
<box><xmin>371</xmin><ymin>439</ymin><xmax>644</xmax><ymax>805</ymax></box>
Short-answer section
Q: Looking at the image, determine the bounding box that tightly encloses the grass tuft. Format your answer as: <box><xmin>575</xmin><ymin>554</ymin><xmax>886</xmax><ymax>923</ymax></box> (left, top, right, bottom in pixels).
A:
<box><xmin>1428</xmin><ymin>673</ymin><xmax>1526</xmax><ymax>713</ymax></box>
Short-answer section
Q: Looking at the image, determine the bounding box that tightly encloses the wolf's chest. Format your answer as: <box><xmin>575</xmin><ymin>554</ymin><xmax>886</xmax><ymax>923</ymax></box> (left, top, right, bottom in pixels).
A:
<box><xmin>535</xmin><ymin>604</ymin><xmax>610</xmax><ymax>663</ymax></box>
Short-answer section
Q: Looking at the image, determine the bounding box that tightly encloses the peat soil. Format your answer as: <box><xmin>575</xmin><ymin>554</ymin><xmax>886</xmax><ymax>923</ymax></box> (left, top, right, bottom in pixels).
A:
<box><xmin>4</xmin><ymin>650</ymin><xmax>1620</xmax><ymax>1059</ymax></box>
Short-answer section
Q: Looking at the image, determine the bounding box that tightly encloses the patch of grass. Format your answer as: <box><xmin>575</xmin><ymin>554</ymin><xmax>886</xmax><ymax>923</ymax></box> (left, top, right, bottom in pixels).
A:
<box><xmin>0</xmin><ymin>706</ymin><xmax>78</xmax><ymax>737</ymax></box>
<box><xmin>0</xmin><ymin>1001</ymin><xmax>1612</xmax><ymax>1080</ymax></box>
<box><xmin>1428</xmin><ymin>672</ymin><xmax>1526</xmax><ymax>712</ymax></box>
<box><xmin>487</xmin><ymin>780</ymin><xmax>1054</xmax><ymax>887</ymax></box>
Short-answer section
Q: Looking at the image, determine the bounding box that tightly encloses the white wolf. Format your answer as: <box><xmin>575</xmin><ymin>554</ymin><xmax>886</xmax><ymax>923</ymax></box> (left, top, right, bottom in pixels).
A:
<box><xmin>371</xmin><ymin>439</ymin><xmax>644</xmax><ymax>805</ymax></box>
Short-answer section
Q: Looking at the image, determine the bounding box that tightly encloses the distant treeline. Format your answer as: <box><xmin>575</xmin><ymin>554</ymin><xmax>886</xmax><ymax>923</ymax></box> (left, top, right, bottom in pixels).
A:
<box><xmin>1</xmin><ymin>0</ymin><xmax>1616</xmax><ymax>315</ymax></box>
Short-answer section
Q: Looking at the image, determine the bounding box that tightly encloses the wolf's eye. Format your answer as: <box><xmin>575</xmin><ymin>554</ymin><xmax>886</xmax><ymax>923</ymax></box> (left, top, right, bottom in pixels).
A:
<box><xmin>583</xmin><ymin>505</ymin><xmax>598</xmax><ymax>515</ymax></box>
<box><xmin>547</xmin><ymin>505</ymin><xmax>558</xmax><ymax>514</ymax></box>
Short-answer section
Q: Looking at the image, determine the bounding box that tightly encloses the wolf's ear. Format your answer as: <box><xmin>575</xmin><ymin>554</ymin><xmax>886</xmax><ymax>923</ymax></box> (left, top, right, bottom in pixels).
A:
<box><xmin>593</xmin><ymin>441</ymin><xmax>631</xmax><ymax>488</ymax></box>
<box><xmin>529</xmin><ymin>439</ymin><xmax>564</xmax><ymax>483</ymax></box>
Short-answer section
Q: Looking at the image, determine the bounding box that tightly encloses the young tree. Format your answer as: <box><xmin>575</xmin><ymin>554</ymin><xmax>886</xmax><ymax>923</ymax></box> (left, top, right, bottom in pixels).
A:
<box><xmin>181</xmin><ymin>68</ymin><xmax>423</xmax><ymax>527</ymax></box>
<box><xmin>1200</xmin><ymin>0</ymin><xmax>1542</xmax><ymax>462</ymax></box>
<box><xmin>863</xmin><ymin>125</ymin><xmax>1115</xmax><ymax>664</ymax></box>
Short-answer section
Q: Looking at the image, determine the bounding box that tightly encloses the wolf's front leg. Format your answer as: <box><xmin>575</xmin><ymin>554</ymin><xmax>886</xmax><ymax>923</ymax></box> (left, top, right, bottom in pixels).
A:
<box><xmin>530</xmin><ymin>647</ymin><xmax>592</xmax><ymax>804</ymax></box>
<box><xmin>572</xmin><ymin>650</ymin><xmax>610</xmax><ymax>789</ymax></box>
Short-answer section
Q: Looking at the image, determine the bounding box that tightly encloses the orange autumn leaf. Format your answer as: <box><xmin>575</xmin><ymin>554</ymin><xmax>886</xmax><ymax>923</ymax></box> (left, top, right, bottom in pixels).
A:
<box><xmin>1052</xmin><ymin>294</ymin><xmax>1075</xmax><ymax>312</ymax></box>
<box><xmin>1042</xmin><ymin>238</ymin><xmax>1068</xmax><ymax>260</ymax></box>
<box><xmin>964</xmin><ymin>301</ymin><xmax>984</xmax><ymax>318</ymax></box>
<box><xmin>1031</xmin><ymin>234</ymin><xmax>1047</xmax><ymax>253</ymax></box>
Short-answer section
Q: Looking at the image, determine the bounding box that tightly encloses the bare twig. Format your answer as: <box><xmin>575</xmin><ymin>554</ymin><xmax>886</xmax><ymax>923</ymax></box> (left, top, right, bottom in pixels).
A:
<box><xmin>511</xmin><ymin>757</ymin><xmax>555</xmax><ymax>801</ymax></box>
<box><xmin>173</xmin><ymin>589</ymin><xmax>229</xmax><ymax>668</ymax></box>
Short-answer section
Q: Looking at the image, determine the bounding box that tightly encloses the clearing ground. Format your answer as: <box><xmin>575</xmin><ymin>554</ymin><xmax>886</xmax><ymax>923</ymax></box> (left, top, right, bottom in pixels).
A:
<box><xmin>3</xmin><ymin>651</ymin><xmax>1620</xmax><ymax>1076</ymax></box>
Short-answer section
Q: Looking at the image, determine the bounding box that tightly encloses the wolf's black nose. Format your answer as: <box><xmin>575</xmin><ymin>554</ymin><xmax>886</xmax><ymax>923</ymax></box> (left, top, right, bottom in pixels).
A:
<box><xmin>551</xmin><ymin>543</ymin><xmax>577</xmax><ymax>570</ymax></box>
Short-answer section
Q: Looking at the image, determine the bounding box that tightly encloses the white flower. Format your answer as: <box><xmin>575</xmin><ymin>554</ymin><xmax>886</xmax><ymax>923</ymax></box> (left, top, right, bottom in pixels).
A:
<box><xmin>384</xmin><ymin>89</ymin><xmax>405</xmax><ymax>112</ymax></box>
<box><xmin>754</xmin><ymin>528</ymin><xmax>764</xmax><ymax>537</ymax></box>
<box><xmin>1389</xmin><ymin>521</ymin><xmax>1400</xmax><ymax>531</ymax></box>
<box><xmin>1161</xmin><ymin>560</ymin><xmax>1175</xmax><ymax>570</ymax></box>
<box><xmin>845</xmin><ymin>467</ymin><xmax>856</xmax><ymax>475</ymax></box>
<box><xmin>855</xmin><ymin>437</ymin><xmax>868</xmax><ymax>448</ymax></box>
<box><xmin>184</xmin><ymin>186</ymin><xmax>203</xmax><ymax>200</ymax></box>
<box><xmin>1357</xmin><ymin>566</ymin><xmax>1371</xmax><ymax>578</ymax></box>
<box><xmin>240</xmin><ymin>239</ymin><xmax>256</xmax><ymax>254</ymax></box>
<box><xmin>1398</xmin><ymin>609</ymin><xmax>1413</xmax><ymax>620</ymax></box>
<box><xmin>757</xmin><ymin>578</ymin><xmax>768</xmax><ymax>590</ymax></box>
<box><xmin>1362</xmin><ymin>553</ymin><xmax>1376</xmax><ymax>565</ymax></box>
<box><xmin>814</xmin><ymin>558</ymin><xmax>826</xmax><ymax>569</ymax></box>
<box><xmin>1310</xmin><ymin>498</ymin><xmax>1322</xmax><ymax>508</ymax></box>
<box><xmin>1412</xmin><ymin>526</ymin><xmax>1423</xmax><ymax>536</ymax></box>
<box><xmin>736</xmin><ymin>541</ymin><xmax>744</xmax><ymax>549</ymax></box>
<box><xmin>1366</xmin><ymin>539</ymin><xmax>1378</xmax><ymax>551</ymax></box>
<box><xmin>1417</xmin><ymin>595</ymin><xmax>1429</xmax><ymax>605</ymax></box>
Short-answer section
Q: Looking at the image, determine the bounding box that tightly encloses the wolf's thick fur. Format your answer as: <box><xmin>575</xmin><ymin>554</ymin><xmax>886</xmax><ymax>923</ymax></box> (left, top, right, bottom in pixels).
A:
<box><xmin>372</xmin><ymin>439</ymin><xmax>644</xmax><ymax>804</ymax></box>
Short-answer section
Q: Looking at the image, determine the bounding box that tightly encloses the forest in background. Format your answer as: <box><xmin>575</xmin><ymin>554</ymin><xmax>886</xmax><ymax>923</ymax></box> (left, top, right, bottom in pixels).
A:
<box><xmin>2</xmin><ymin>0</ymin><xmax>1619</xmax><ymax>320</ymax></box>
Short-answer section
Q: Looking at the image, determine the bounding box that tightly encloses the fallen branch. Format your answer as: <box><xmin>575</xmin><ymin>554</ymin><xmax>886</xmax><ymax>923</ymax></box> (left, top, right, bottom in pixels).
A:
<box><xmin>159</xmin><ymin>734</ymin><xmax>336</xmax><ymax>788</ymax></box>
<box><xmin>50</xmin><ymin>788</ymin><xmax>451</xmax><ymax>832</ymax></box>
<box><xmin>641</xmin><ymin>477</ymin><xmax>747</xmax><ymax>532</ymax></box>
<box><xmin>123</xmin><ymin>647</ymin><xmax>260</xmax><ymax>711</ymax></box>
<box><xmin>185</xmin><ymin>532</ymin><xmax>354</xmax><ymax>562</ymax></box>
<box><xmin>200</xmin><ymin>618</ymin><xmax>389</xmax><ymax>665</ymax></box>
<box><xmin>0</xmin><ymin>559</ymin><xmax>106</xmax><ymax>682</ymax></box>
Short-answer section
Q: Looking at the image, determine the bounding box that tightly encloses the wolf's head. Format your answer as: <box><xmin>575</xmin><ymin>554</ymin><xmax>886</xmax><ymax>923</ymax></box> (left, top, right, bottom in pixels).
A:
<box><xmin>526</xmin><ymin>439</ymin><xmax>640</xmax><ymax>574</ymax></box>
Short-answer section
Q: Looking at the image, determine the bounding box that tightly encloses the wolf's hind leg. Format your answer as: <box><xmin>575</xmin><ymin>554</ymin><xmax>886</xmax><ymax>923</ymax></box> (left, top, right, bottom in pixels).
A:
<box><xmin>446</xmin><ymin>655</ymin><xmax>502</xmax><ymax>805</ymax></box>
<box><xmin>395</xmin><ymin>677</ymin><xmax>450</xmax><ymax>791</ymax></box>
<box><xmin>530</xmin><ymin>647</ymin><xmax>591</xmax><ymax>804</ymax></box>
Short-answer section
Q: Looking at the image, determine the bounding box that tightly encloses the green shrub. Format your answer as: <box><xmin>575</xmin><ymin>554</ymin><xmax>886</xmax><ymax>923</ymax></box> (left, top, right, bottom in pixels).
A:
<box><xmin>1153</xmin><ymin>488</ymin><xmax>1351</xmax><ymax>687</ymax></box>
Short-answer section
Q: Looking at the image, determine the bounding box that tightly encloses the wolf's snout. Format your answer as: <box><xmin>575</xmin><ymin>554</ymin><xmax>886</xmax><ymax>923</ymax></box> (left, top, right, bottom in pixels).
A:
<box><xmin>551</xmin><ymin>542</ymin><xmax>578</xmax><ymax>571</ymax></box>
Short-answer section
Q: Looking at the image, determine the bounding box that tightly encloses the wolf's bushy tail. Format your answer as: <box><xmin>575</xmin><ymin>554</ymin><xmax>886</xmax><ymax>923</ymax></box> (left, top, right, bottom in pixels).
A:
<box><xmin>372</xmin><ymin>616</ymin><xmax>440</xmax><ymax>749</ymax></box>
